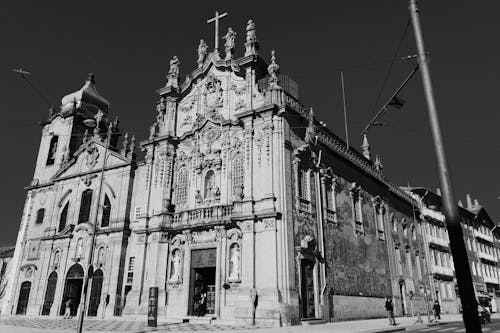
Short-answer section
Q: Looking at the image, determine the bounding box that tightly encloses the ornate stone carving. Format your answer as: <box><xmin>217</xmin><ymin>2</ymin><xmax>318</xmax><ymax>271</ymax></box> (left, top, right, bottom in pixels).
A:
<box><xmin>84</xmin><ymin>143</ymin><xmax>99</xmax><ymax>170</ymax></box>
<box><xmin>192</xmin><ymin>229</ymin><xmax>217</xmax><ymax>244</ymax></box>
<box><xmin>203</xmin><ymin>74</ymin><xmax>224</xmax><ymax>115</ymax></box>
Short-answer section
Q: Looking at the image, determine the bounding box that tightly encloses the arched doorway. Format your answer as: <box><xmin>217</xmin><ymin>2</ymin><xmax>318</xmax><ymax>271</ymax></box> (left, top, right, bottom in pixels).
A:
<box><xmin>60</xmin><ymin>264</ymin><xmax>84</xmax><ymax>316</ymax></box>
<box><xmin>88</xmin><ymin>269</ymin><xmax>103</xmax><ymax>316</ymax></box>
<box><xmin>16</xmin><ymin>281</ymin><xmax>31</xmax><ymax>315</ymax></box>
<box><xmin>42</xmin><ymin>271</ymin><xmax>58</xmax><ymax>315</ymax></box>
<box><xmin>300</xmin><ymin>259</ymin><xmax>316</xmax><ymax>319</ymax></box>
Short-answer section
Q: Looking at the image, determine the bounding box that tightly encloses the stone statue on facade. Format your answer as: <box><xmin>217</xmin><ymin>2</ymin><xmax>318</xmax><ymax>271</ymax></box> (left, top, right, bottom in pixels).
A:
<box><xmin>197</xmin><ymin>39</ymin><xmax>208</xmax><ymax>67</ymax></box>
<box><xmin>222</xmin><ymin>27</ymin><xmax>237</xmax><ymax>60</ymax></box>
<box><xmin>304</xmin><ymin>107</ymin><xmax>317</xmax><ymax>145</ymax></box>
<box><xmin>169</xmin><ymin>56</ymin><xmax>180</xmax><ymax>76</ymax></box>
<box><xmin>229</xmin><ymin>245</ymin><xmax>241</xmax><ymax>280</ymax></box>
<box><xmin>170</xmin><ymin>250</ymin><xmax>182</xmax><ymax>281</ymax></box>
<box><xmin>268</xmin><ymin>50</ymin><xmax>280</xmax><ymax>89</ymax></box>
<box><xmin>167</xmin><ymin>56</ymin><xmax>180</xmax><ymax>88</ymax></box>
<box><xmin>244</xmin><ymin>19</ymin><xmax>259</xmax><ymax>56</ymax></box>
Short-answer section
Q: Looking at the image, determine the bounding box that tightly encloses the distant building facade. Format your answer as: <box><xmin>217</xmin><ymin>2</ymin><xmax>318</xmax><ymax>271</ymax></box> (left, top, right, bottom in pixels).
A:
<box><xmin>409</xmin><ymin>188</ymin><xmax>500</xmax><ymax>313</ymax></box>
<box><xmin>4</xmin><ymin>18</ymin><xmax>488</xmax><ymax>325</ymax></box>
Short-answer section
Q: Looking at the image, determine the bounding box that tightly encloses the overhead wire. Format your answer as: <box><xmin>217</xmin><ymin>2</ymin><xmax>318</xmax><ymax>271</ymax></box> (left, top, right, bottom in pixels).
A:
<box><xmin>366</xmin><ymin>18</ymin><xmax>412</xmax><ymax>121</ymax></box>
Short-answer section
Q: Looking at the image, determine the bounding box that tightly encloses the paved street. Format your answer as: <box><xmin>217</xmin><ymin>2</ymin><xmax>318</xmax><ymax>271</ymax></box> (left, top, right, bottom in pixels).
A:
<box><xmin>0</xmin><ymin>314</ymin><xmax>497</xmax><ymax>333</ymax></box>
<box><xmin>404</xmin><ymin>319</ymin><xmax>500</xmax><ymax>332</ymax></box>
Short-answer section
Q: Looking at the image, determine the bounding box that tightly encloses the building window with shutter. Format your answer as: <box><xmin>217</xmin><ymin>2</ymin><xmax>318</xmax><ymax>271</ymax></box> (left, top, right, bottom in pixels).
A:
<box><xmin>296</xmin><ymin>167</ymin><xmax>311</xmax><ymax>213</ymax></box>
<box><xmin>78</xmin><ymin>189</ymin><xmax>93</xmax><ymax>224</ymax></box>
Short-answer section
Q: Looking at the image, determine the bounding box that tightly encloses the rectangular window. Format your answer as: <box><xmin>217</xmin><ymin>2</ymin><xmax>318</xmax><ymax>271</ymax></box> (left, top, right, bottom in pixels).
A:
<box><xmin>127</xmin><ymin>272</ymin><xmax>133</xmax><ymax>284</ymax></box>
<box><xmin>298</xmin><ymin>169</ymin><xmax>308</xmax><ymax>199</ymax></box>
<box><xmin>78</xmin><ymin>190</ymin><xmax>93</xmax><ymax>224</ymax></box>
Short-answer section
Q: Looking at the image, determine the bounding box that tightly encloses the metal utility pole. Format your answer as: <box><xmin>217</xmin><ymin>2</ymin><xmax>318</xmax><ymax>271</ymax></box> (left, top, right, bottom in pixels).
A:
<box><xmin>76</xmin><ymin>125</ymin><xmax>112</xmax><ymax>333</ymax></box>
<box><xmin>409</xmin><ymin>1</ymin><xmax>481</xmax><ymax>331</ymax></box>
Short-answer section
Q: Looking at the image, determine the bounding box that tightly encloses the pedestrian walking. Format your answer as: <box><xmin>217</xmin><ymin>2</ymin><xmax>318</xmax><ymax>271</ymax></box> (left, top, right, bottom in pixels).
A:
<box><xmin>63</xmin><ymin>298</ymin><xmax>72</xmax><ymax>319</ymax></box>
<box><xmin>196</xmin><ymin>291</ymin><xmax>207</xmax><ymax>317</ymax></box>
<box><xmin>385</xmin><ymin>297</ymin><xmax>397</xmax><ymax>326</ymax></box>
<box><xmin>432</xmin><ymin>301</ymin><xmax>441</xmax><ymax>321</ymax></box>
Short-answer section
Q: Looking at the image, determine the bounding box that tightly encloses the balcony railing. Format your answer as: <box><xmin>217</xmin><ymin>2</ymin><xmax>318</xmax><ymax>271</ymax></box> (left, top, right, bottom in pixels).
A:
<box><xmin>297</xmin><ymin>197</ymin><xmax>311</xmax><ymax>214</ymax></box>
<box><xmin>478</xmin><ymin>250</ymin><xmax>497</xmax><ymax>263</ymax></box>
<box><xmin>484</xmin><ymin>275</ymin><xmax>499</xmax><ymax>285</ymax></box>
<box><xmin>432</xmin><ymin>264</ymin><xmax>454</xmax><ymax>277</ymax></box>
<box><xmin>427</xmin><ymin>234</ymin><xmax>449</xmax><ymax>248</ymax></box>
<box><xmin>170</xmin><ymin>205</ymin><xmax>233</xmax><ymax>227</ymax></box>
<box><xmin>474</xmin><ymin>229</ymin><xmax>494</xmax><ymax>243</ymax></box>
<box><xmin>326</xmin><ymin>208</ymin><xmax>336</xmax><ymax>223</ymax></box>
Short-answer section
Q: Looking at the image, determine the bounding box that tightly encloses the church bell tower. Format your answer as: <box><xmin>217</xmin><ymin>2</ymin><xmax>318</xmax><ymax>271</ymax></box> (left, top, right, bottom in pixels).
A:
<box><xmin>32</xmin><ymin>74</ymin><xmax>112</xmax><ymax>184</ymax></box>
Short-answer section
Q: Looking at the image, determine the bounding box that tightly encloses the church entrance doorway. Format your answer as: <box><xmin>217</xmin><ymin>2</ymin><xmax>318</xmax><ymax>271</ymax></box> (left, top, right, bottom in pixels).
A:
<box><xmin>16</xmin><ymin>281</ymin><xmax>31</xmax><ymax>315</ymax></box>
<box><xmin>188</xmin><ymin>248</ymin><xmax>217</xmax><ymax>316</ymax></box>
<box><xmin>87</xmin><ymin>269</ymin><xmax>103</xmax><ymax>316</ymax></box>
<box><xmin>60</xmin><ymin>264</ymin><xmax>84</xmax><ymax>316</ymax></box>
<box><xmin>300</xmin><ymin>259</ymin><xmax>316</xmax><ymax>319</ymax></box>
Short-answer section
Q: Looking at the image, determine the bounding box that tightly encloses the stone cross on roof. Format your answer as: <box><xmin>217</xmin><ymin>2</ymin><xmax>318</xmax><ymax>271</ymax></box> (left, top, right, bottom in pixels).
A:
<box><xmin>207</xmin><ymin>11</ymin><xmax>228</xmax><ymax>51</ymax></box>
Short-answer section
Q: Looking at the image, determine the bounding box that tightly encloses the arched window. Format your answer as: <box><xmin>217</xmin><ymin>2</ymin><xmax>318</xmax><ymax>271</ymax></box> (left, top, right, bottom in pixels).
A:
<box><xmin>101</xmin><ymin>195</ymin><xmax>111</xmax><ymax>228</ymax></box>
<box><xmin>35</xmin><ymin>208</ymin><xmax>45</xmax><ymax>225</ymax></box>
<box><xmin>204</xmin><ymin>170</ymin><xmax>215</xmax><ymax>198</ymax></box>
<box><xmin>232</xmin><ymin>154</ymin><xmax>244</xmax><ymax>198</ymax></box>
<box><xmin>58</xmin><ymin>203</ymin><xmax>69</xmax><ymax>232</ymax></box>
<box><xmin>41</xmin><ymin>271</ymin><xmax>57</xmax><ymax>315</ymax></box>
<box><xmin>78</xmin><ymin>189</ymin><xmax>93</xmax><ymax>224</ymax></box>
<box><xmin>47</xmin><ymin>136</ymin><xmax>58</xmax><ymax>165</ymax></box>
<box><xmin>176</xmin><ymin>167</ymin><xmax>188</xmax><ymax>205</ymax></box>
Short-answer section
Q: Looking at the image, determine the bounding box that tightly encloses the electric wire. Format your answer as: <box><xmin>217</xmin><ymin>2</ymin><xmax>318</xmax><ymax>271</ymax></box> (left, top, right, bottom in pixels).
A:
<box><xmin>367</xmin><ymin>18</ymin><xmax>412</xmax><ymax>121</ymax></box>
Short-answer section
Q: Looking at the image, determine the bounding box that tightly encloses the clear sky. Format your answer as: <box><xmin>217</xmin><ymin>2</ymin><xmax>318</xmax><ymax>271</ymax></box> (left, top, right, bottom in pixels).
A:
<box><xmin>1</xmin><ymin>0</ymin><xmax>498</xmax><ymax>245</ymax></box>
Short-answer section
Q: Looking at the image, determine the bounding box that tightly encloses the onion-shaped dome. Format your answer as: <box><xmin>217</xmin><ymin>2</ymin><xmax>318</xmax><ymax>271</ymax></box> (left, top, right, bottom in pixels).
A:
<box><xmin>60</xmin><ymin>73</ymin><xmax>110</xmax><ymax>114</ymax></box>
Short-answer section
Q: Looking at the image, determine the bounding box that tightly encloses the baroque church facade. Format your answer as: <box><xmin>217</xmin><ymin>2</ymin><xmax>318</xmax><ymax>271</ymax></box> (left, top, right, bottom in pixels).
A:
<box><xmin>4</xmin><ymin>18</ymin><xmax>434</xmax><ymax>325</ymax></box>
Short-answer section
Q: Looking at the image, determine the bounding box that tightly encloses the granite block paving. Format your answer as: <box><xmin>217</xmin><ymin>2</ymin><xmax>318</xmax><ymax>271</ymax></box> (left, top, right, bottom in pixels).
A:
<box><xmin>0</xmin><ymin>317</ymin><xmax>270</xmax><ymax>332</ymax></box>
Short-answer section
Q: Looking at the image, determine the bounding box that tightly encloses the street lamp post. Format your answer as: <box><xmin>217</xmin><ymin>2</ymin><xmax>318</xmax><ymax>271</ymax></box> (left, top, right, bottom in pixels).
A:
<box><xmin>76</xmin><ymin>125</ymin><xmax>112</xmax><ymax>333</ymax></box>
<box><xmin>409</xmin><ymin>1</ymin><xmax>482</xmax><ymax>331</ymax></box>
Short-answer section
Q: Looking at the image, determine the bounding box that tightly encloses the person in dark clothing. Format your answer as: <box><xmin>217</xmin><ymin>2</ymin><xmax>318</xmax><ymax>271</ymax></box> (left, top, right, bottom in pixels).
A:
<box><xmin>385</xmin><ymin>297</ymin><xmax>397</xmax><ymax>325</ymax></box>
<box><xmin>197</xmin><ymin>291</ymin><xmax>207</xmax><ymax>317</ymax></box>
<box><xmin>433</xmin><ymin>301</ymin><xmax>441</xmax><ymax>320</ymax></box>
